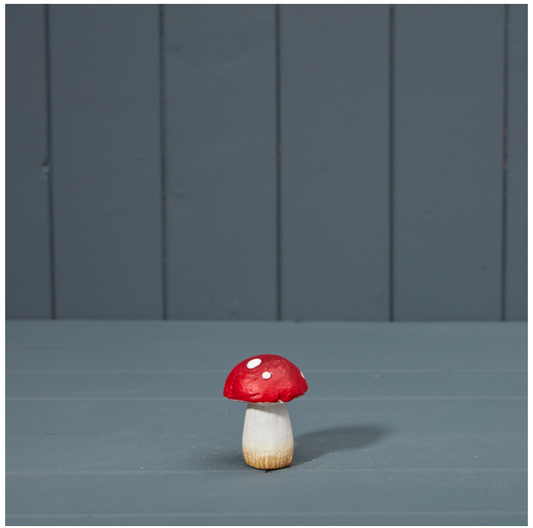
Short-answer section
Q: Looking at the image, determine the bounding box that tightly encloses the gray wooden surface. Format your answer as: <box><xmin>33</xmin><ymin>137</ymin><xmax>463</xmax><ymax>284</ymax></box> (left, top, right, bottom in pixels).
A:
<box><xmin>5</xmin><ymin>5</ymin><xmax>528</xmax><ymax>321</ymax></box>
<box><xmin>280</xmin><ymin>5</ymin><xmax>390</xmax><ymax>321</ymax></box>
<box><xmin>394</xmin><ymin>5</ymin><xmax>505</xmax><ymax>321</ymax></box>
<box><xmin>164</xmin><ymin>5</ymin><xmax>277</xmax><ymax>320</ymax></box>
<box><xmin>6</xmin><ymin>4</ymin><xmax>52</xmax><ymax>319</ymax></box>
<box><xmin>49</xmin><ymin>5</ymin><xmax>163</xmax><ymax>319</ymax></box>
<box><xmin>505</xmin><ymin>5</ymin><xmax>528</xmax><ymax>321</ymax></box>
<box><xmin>6</xmin><ymin>321</ymin><xmax>527</xmax><ymax>525</ymax></box>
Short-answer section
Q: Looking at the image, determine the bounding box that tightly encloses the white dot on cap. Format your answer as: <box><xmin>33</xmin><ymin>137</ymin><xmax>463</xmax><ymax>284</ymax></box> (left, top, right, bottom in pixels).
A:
<box><xmin>262</xmin><ymin>371</ymin><xmax>272</xmax><ymax>379</ymax></box>
<box><xmin>300</xmin><ymin>371</ymin><xmax>305</xmax><ymax>379</ymax></box>
<box><xmin>247</xmin><ymin>358</ymin><xmax>262</xmax><ymax>369</ymax></box>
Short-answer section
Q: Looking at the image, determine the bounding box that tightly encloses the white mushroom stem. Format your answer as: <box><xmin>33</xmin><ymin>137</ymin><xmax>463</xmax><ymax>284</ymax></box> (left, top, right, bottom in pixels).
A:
<box><xmin>242</xmin><ymin>402</ymin><xmax>294</xmax><ymax>470</ymax></box>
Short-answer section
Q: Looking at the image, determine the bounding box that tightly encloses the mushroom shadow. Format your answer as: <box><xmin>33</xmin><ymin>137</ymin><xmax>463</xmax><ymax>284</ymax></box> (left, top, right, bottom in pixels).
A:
<box><xmin>189</xmin><ymin>425</ymin><xmax>390</xmax><ymax>470</ymax></box>
<box><xmin>292</xmin><ymin>424</ymin><xmax>390</xmax><ymax>466</ymax></box>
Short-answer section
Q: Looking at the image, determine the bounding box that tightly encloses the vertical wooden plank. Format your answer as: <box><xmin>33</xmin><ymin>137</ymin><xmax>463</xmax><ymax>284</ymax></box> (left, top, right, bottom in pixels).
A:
<box><xmin>505</xmin><ymin>5</ymin><xmax>527</xmax><ymax>321</ymax></box>
<box><xmin>50</xmin><ymin>6</ymin><xmax>163</xmax><ymax>319</ymax></box>
<box><xmin>281</xmin><ymin>5</ymin><xmax>390</xmax><ymax>321</ymax></box>
<box><xmin>6</xmin><ymin>5</ymin><xmax>52</xmax><ymax>318</ymax></box>
<box><xmin>164</xmin><ymin>6</ymin><xmax>277</xmax><ymax>320</ymax></box>
<box><xmin>394</xmin><ymin>6</ymin><xmax>504</xmax><ymax>321</ymax></box>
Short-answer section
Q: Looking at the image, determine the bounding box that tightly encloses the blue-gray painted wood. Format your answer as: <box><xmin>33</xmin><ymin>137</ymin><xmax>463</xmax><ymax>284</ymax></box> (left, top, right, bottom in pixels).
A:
<box><xmin>6</xmin><ymin>5</ymin><xmax>51</xmax><ymax>319</ymax></box>
<box><xmin>6</xmin><ymin>321</ymin><xmax>527</xmax><ymax>525</ymax></box>
<box><xmin>5</xmin><ymin>5</ymin><xmax>528</xmax><ymax>323</ymax></box>
<box><xmin>394</xmin><ymin>6</ymin><xmax>505</xmax><ymax>321</ymax></box>
<box><xmin>6</xmin><ymin>321</ymin><xmax>527</xmax><ymax>372</ymax></box>
<box><xmin>49</xmin><ymin>5</ymin><xmax>163</xmax><ymax>319</ymax></box>
<box><xmin>280</xmin><ymin>5</ymin><xmax>390</xmax><ymax>321</ymax></box>
<box><xmin>5</xmin><ymin>513</ymin><xmax>528</xmax><ymax>526</ymax></box>
<box><xmin>6</xmin><ymin>472</ymin><xmax>527</xmax><ymax>525</ymax></box>
<box><xmin>6</xmin><ymin>370</ymin><xmax>527</xmax><ymax>399</ymax></box>
<box><xmin>7</xmin><ymin>412</ymin><xmax>527</xmax><ymax>471</ymax></box>
<box><xmin>164</xmin><ymin>5</ymin><xmax>277</xmax><ymax>320</ymax></box>
<box><xmin>505</xmin><ymin>6</ymin><xmax>527</xmax><ymax>321</ymax></box>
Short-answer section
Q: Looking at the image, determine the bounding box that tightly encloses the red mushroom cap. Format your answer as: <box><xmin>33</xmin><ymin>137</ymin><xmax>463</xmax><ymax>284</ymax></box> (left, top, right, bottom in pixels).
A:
<box><xmin>223</xmin><ymin>354</ymin><xmax>308</xmax><ymax>404</ymax></box>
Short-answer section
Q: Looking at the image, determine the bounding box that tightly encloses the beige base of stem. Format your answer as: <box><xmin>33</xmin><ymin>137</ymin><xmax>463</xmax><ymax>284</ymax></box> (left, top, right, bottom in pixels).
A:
<box><xmin>242</xmin><ymin>402</ymin><xmax>294</xmax><ymax>470</ymax></box>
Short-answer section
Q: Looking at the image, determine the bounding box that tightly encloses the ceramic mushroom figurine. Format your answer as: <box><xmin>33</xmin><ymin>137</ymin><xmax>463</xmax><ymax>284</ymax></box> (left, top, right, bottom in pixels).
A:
<box><xmin>223</xmin><ymin>354</ymin><xmax>308</xmax><ymax>470</ymax></box>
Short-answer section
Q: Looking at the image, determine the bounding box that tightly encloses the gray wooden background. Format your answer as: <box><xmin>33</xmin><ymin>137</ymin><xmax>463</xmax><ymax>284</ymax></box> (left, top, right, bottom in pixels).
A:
<box><xmin>6</xmin><ymin>4</ymin><xmax>527</xmax><ymax>322</ymax></box>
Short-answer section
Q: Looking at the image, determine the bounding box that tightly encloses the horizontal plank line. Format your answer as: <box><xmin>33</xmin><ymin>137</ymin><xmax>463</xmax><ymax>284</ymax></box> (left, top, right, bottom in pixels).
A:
<box><xmin>6</xmin><ymin>511</ymin><xmax>527</xmax><ymax>519</ymax></box>
<box><xmin>6</xmin><ymin>369</ymin><xmax>527</xmax><ymax>374</ymax></box>
<box><xmin>6</xmin><ymin>396</ymin><xmax>527</xmax><ymax>402</ymax></box>
<box><xmin>6</xmin><ymin>468</ymin><xmax>527</xmax><ymax>475</ymax></box>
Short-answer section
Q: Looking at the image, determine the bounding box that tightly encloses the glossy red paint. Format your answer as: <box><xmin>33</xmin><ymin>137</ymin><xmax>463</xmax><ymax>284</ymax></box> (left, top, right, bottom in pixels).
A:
<box><xmin>223</xmin><ymin>354</ymin><xmax>308</xmax><ymax>403</ymax></box>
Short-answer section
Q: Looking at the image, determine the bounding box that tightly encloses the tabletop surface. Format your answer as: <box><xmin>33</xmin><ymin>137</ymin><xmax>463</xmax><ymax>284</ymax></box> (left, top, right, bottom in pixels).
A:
<box><xmin>6</xmin><ymin>321</ymin><xmax>528</xmax><ymax>525</ymax></box>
